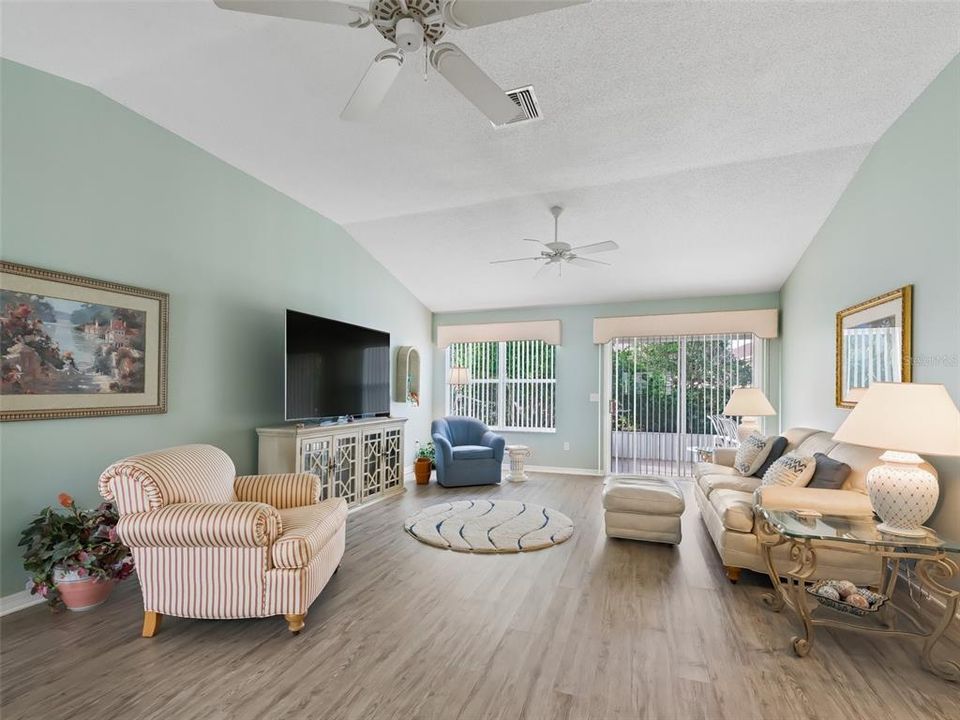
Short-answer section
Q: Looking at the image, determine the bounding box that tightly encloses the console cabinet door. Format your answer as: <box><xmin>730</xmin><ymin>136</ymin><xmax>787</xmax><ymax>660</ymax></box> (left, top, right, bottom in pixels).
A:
<box><xmin>331</xmin><ymin>431</ymin><xmax>361</xmax><ymax>505</ymax></box>
<box><xmin>361</xmin><ymin>428</ymin><xmax>384</xmax><ymax>500</ymax></box>
<box><xmin>383</xmin><ymin>424</ymin><xmax>404</xmax><ymax>492</ymax></box>
<box><xmin>299</xmin><ymin>436</ymin><xmax>333</xmax><ymax>500</ymax></box>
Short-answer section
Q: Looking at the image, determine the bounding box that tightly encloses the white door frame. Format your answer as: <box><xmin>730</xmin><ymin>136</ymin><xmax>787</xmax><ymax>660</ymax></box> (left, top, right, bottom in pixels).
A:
<box><xmin>599</xmin><ymin>342</ymin><xmax>612</xmax><ymax>476</ymax></box>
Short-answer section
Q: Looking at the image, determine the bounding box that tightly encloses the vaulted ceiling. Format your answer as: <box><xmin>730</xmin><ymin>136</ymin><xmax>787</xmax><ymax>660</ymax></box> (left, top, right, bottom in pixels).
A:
<box><xmin>3</xmin><ymin>1</ymin><xmax>958</xmax><ymax>311</ymax></box>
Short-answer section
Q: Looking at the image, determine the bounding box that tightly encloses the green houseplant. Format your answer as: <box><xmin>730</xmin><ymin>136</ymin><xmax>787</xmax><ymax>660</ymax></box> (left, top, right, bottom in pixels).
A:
<box><xmin>19</xmin><ymin>493</ymin><xmax>133</xmax><ymax>611</ymax></box>
<box><xmin>414</xmin><ymin>441</ymin><xmax>435</xmax><ymax>485</ymax></box>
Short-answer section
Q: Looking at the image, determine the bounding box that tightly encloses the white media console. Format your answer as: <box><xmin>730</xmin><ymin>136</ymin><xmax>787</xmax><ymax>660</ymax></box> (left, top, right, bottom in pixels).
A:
<box><xmin>257</xmin><ymin>416</ymin><xmax>407</xmax><ymax>509</ymax></box>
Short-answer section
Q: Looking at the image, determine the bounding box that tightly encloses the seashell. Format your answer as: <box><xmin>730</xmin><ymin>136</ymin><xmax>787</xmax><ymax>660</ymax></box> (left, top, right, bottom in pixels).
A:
<box><xmin>836</xmin><ymin>580</ymin><xmax>858</xmax><ymax>598</ymax></box>
<box><xmin>816</xmin><ymin>586</ymin><xmax>841</xmax><ymax>601</ymax></box>
<box><xmin>846</xmin><ymin>593</ymin><xmax>869</xmax><ymax>609</ymax></box>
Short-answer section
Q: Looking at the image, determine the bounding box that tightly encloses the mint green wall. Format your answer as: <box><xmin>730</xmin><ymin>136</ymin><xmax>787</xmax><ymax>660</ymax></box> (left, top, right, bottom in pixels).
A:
<box><xmin>781</xmin><ymin>56</ymin><xmax>960</xmax><ymax>541</ymax></box>
<box><xmin>433</xmin><ymin>293</ymin><xmax>781</xmax><ymax>470</ymax></box>
<box><xmin>0</xmin><ymin>60</ymin><xmax>433</xmax><ymax>597</ymax></box>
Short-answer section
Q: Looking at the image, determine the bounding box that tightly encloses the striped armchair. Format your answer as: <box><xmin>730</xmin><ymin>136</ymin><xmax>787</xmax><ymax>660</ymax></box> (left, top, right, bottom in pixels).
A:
<box><xmin>98</xmin><ymin>444</ymin><xmax>346</xmax><ymax>636</ymax></box>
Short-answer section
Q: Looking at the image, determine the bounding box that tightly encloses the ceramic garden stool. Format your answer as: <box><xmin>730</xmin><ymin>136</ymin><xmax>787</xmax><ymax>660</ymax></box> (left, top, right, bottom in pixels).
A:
<box><xmin>602</xmin><ymin>475</ymin><xmax>685</xmax><ymax>545</ymax></box>
<box><xmin>505</xmin><ymin>445</ymin><xmax>532</xmax><ymax>482</ymax></box>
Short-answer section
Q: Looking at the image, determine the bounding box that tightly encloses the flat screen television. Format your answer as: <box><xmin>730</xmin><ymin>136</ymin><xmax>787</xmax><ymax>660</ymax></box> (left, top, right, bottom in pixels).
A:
<box><xmin>285</xmin><ymin>309</ymin><xmax>390</xmax><ymax>421</ymax></box>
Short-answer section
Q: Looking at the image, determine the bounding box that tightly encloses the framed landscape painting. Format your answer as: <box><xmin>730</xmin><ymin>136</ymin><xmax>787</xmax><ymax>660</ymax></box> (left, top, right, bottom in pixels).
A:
<box><xmin>835</xmin><ymin>285</ymin><xmax>912</xmax><ymax>409</ymax></box>
<box><xmin>0</xmin><ymin>262</ymin><xmax>168</xmax><ymax>421</ymax></box>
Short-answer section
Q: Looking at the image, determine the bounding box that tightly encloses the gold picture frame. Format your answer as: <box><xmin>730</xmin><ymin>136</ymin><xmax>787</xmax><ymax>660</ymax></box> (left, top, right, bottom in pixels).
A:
<box><xmin>1</xmin><ymin>261</ymin><xmax>168</xmax><ymax>421</ymax></box>
<box><xmin>835</xmin><ymin>285</ymin><xmax>912</xmax><ymax>409</ymax></box>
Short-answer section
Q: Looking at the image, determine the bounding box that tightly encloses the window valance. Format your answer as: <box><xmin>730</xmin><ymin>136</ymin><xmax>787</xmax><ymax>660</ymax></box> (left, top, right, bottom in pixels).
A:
<box><xmin>436</xmin><ymin>320</ymin><xmax>562</xmax><ymax>348</ymax></box>
<box><xmin>592</xmin><ymin>308</ymin><xmax>778</xmax><ymax>344</ymax></box>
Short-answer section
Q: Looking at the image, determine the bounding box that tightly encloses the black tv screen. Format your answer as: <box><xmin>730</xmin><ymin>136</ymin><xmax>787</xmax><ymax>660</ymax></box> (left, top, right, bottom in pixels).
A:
<box><xmin>285</xmin><ymin>310</ymin><xmax>390</xmax><ymax>421</ymax></box>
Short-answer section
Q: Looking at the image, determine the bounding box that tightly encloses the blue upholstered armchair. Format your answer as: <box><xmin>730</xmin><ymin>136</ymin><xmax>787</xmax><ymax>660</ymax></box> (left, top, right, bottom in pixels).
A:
<box><xmin>431</xmin><ymin>416</ymin><xmax>505</xmax><ymax>488</ymax></box>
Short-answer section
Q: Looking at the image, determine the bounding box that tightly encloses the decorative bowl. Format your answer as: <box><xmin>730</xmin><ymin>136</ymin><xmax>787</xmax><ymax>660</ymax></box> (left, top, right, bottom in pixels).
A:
<box><xmin>806</xmin><ymin>579</ymin><xmax>888</xmax><ymax>617</ymax></box>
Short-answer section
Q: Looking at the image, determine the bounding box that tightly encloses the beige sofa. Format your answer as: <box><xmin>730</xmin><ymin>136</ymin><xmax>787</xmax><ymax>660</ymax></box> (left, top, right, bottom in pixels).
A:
<box><xmin>694</xmin><ymin>427</ymin><xmax>912</xmax><ymax>585</ymax></box>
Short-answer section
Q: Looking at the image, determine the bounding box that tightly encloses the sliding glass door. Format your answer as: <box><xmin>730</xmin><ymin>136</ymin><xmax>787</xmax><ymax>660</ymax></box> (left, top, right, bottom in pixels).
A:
<box><xmin>608</xmin><ymin>333</ymin><xmax>764</xmax><ymax>477</ymax></box>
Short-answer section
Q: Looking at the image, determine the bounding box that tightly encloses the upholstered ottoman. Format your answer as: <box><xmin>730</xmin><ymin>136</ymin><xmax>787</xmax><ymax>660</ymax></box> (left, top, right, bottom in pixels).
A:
<box><xmin>602</xmin><ymin>475</ymin><xmax>685</xmax><ymax>545</ymax></box>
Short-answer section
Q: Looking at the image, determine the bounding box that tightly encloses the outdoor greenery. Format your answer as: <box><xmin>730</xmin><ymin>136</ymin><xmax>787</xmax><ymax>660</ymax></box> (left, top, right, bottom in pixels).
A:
<box><xmin>447</xmin><ymin>340</ymin><xmax>555</xmax><ymax>379</ymax></box>
<box><xmin>613</xmin><ymin>337</ymin><xmax>753</xmax><ymax>433</ymax></box>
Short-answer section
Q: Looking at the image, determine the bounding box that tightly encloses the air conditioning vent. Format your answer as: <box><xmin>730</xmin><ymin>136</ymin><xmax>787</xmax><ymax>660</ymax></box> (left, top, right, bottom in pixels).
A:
<box><xmin>497</xmin><ymin>85</ymin><xmax>542</xmax><ymax>127</ymax></box>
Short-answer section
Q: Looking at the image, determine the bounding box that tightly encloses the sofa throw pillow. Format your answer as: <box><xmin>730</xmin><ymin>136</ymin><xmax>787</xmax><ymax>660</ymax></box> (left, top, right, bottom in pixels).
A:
<box><xmin>807</xmin><ymin>452</ymin><xmax>852</xmax><ymax>490</ymax></box>
<box><xmin>761</xmin><ymin>453</ymin><xmax>817</xmax><ymax>488</ymax></box>
<box><xmin>734</xmin><ymin>432</ymin><xmax>776</xmax><ymax>476</ymax></box>
<box><xmin>752</xmin><ymin>436</ymin><xmax>788</xmax><ymax>479</ymax></box>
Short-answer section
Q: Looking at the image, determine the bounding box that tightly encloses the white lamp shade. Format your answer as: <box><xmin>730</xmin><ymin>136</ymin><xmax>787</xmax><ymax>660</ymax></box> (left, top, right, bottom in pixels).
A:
<box><xmin>446</xmin><ymin>367</ymin><xmax>471</xmax><ymax>386</ymax></box>
<box><xmin>833</xmin><ymin>382</ymin><xmax>960</xmax><ymax>456</ymax></box>
<box><xmin>723</xmin><ymin>387</ymin><xmax>776</xmax><ymax>417</ymax></box>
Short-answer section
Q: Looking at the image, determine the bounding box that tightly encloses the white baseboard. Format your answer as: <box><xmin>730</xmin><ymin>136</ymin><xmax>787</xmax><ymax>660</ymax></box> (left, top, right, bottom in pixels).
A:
<box><xmin>515</xmin><ymin>464</ymin><xmax>603</xmax><ymax>477</ymax></box>
<box><xmin>0</xmin><ymin>589</ymin><xmax>44</xmax><ymax>617</ymax></box>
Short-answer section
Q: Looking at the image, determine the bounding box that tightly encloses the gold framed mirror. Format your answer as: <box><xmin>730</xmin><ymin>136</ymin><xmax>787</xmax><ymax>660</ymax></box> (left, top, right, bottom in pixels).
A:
<box><xmin>835</xmin><ymin>285</ymin><xmax>912</xmax><ymax>408</ymax></box>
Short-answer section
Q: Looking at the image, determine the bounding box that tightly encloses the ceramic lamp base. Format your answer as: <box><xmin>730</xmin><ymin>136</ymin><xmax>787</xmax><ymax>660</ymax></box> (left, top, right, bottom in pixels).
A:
<box><xmin>875</xmin><ymin>522</ymin><xmax>930</xmax><ymax>538</ymax></box>
<box><xmin>737</xmin><ymin>418</ymin><xmax>762</xmax><ymax>441</ymax></box>
<box><xmin>866</xmin><ymin>451</ymin><xmax>939</xmax><ymax>538</ymax></box>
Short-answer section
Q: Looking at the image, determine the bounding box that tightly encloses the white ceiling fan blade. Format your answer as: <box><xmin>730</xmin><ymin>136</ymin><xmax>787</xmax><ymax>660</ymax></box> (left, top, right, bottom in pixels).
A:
<box><xmin>341</xmin><ymin>49</ymin><xmax>404</xmax><ymax>121</ymax></box>
<box><xmin>523</xmin><ymin>238</ymin><xmax>551</xmax><ymax>249</ymax></box>
<box><xmin>568</xmin><ymin>256</ymin><xmax>610</xmax><ymax>268</ymax></box>
<box><xmin>442</xmin><ymin>0</ymin><xmax>589</xmax><ymax>29</ymax></box>
<box><xmin>490</xmin><ymin>257</ymin><xmax>541</xmax><ymax>264</ymax></box>
<box><xmin>534</xmin><ymin>262</ymin><xmax>555</xmax><ymax>279</ymax></box>
<box><xmin>429</xmin><ymin>43</ymin><xmax>524</xmax><ymax>126</ymax></box>
<box><xmin>213</xmin><ymin>1</ymin><xmax>369</xmax><ymax>27</ymax></box>
<box><xmin>568</xmin><ymin>240</ymin><xmax>619</xmax><ymax>255</ymax></box>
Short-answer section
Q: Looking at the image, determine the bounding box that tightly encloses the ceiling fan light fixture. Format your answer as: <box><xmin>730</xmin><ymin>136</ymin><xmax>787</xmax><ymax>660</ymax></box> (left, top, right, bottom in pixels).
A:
<box><xmin>491</xmin><ymin>205</ymin><xmax>620</xmax><ymax>278</ymax></box>
<box><xmin>395</xmin><ymin>17</ymin><xmax>424</xmax><ymax>51</ymax></box>
<box><xmin>213</xmin><ymin>0</ymin><xmax>590</xmax><ymax>124</ymax></box>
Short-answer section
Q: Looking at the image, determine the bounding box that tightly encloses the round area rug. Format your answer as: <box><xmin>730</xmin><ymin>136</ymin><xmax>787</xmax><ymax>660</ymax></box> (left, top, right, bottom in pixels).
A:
<box><xmin>404</xmin><ymin>500</ymin><xmax>574</xmax><ymax>553</ymax></box>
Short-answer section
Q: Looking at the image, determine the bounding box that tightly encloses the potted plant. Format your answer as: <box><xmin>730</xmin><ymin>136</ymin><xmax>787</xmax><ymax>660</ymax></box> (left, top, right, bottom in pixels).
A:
<box><xmin>19</xmin><ymin>493</ymin><xmax>134</xmax><ymax>611</ymax></box>
<box><xmin>414</xmin><ymin>441</ymin><xmax>435</xmax><ymax>485</ymax></box>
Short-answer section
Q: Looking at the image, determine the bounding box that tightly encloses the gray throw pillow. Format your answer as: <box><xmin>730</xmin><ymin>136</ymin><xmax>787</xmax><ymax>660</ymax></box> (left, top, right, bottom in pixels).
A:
<box><xmin>807</xmin><ymin>452</ymin><xmax>852</xmax><ymax>490</ymax></box>
<box><xmin>753</xmin><ymin>436</ymin><xmax>787</xmax><ymax>478</ymax></box>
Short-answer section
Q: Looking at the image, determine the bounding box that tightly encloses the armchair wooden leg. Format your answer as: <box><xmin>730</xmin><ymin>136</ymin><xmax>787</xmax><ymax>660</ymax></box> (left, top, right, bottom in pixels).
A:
<box><xmin>724</xmin><ymin>566</ymin><xmax>742</xmax><ymax>584</ymax></box>
<box><xmin>285</xmin><ymin>613</ymin><xmax>306</xmax><ymax>634</ymax></box>
<box><xmin>142</xmin><ymin>611</ymin><xmax>162</xmax><ymax>638</ymax></box>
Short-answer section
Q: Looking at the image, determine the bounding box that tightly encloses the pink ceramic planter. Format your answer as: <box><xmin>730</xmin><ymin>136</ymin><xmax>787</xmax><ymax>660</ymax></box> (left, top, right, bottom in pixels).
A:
<box><xmin>56</xmin><ymin>577</ymin><xmax>115</xmax><ymax>611</ymax></box>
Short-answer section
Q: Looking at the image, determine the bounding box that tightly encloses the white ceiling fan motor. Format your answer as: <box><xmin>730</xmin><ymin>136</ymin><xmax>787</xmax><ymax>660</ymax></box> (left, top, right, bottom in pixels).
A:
<box><xmin>395</xmin><ymin>17</ymin><xmax>425</xmax><ymax>52</ymax></box>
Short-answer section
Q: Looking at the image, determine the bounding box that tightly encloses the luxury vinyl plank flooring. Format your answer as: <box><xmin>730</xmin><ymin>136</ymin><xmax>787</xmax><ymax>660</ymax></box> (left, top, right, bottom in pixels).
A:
<box><xmin>2</xmin><ymin>474</ymin><xmax>958</xmax><ymax>720</ymax></box>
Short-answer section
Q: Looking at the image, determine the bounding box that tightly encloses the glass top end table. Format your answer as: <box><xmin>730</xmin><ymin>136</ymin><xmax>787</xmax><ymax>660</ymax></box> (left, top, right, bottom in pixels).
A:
<box><xmin>756</xmin><ymin>506</ymin><xmax>959</xmax><ymax>683</ymax></box>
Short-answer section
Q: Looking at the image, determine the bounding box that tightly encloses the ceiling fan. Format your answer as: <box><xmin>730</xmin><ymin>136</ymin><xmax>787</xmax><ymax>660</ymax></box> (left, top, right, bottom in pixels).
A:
<box><xmin>490</xmin><ymin>206</ymin><xmax>619</xmax><ymax>278</ymax></box>
<box><xmin>214</xmin><ymin>0</ymin><xmax>589</xmax><ymax>125</ymax></box>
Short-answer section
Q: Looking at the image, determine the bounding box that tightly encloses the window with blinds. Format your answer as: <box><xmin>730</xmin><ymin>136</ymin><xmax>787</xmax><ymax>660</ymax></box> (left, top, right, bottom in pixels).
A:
<box><xmin>446</xmin><ymin>340</ymin><xmax>557</xmax><ymax>432</ymax></box>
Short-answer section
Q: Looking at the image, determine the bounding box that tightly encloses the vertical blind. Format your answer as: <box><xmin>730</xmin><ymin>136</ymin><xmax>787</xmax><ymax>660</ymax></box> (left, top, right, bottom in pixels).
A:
<box><xmin>446</xmin><ymin>340</ymin><xmax>557</xmax><ymax>431</ymax></box>
<box><xmin>610</xmin><ymin>333</ymin><xmax>765</xmax><ymax>477</ymax></box>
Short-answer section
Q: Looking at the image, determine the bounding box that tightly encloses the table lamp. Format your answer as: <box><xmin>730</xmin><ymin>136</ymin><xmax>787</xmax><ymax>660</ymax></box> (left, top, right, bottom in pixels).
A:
<box><xmin>447</xmin><ymin>367</ymin><xmax>471</xmax><ymax>413</ymax></box>
<box><xmin>447</xmin><ymin>367</ymin><xmax>471</xmax><ymax>387</ymax></box>
<box><xmin>832</xmin><ymin>382</ymin><xmax>960</xmax><ymax>537</ymax></box>
<box><xmin>723</xmin><ymin>387</ymin><xmax>776</xmax><ymax>440</ymax></box>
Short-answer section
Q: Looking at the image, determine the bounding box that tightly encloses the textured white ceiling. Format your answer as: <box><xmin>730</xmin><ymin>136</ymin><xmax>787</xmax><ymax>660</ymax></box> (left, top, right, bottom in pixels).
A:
<box><xmin>346</xmin><ymin>146</ymin><xmax>872</xmax><ymax>310</ymax></box>
<box><xmin>3</xmin><ymin>1</ymin><xmax>959</xmax><ymax>311</ymax></box>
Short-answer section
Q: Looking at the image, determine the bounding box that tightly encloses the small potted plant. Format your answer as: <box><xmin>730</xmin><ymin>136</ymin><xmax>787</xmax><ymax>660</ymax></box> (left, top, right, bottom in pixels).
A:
<box><xmin>19</xmin><ymin>493</ymin><xmax>134</xmax><ymax>611</ymax></box>
<box><xmin>414</xmin><ymin>441</ymin><xmax>435</xmax><ymax>485</ymax></box>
